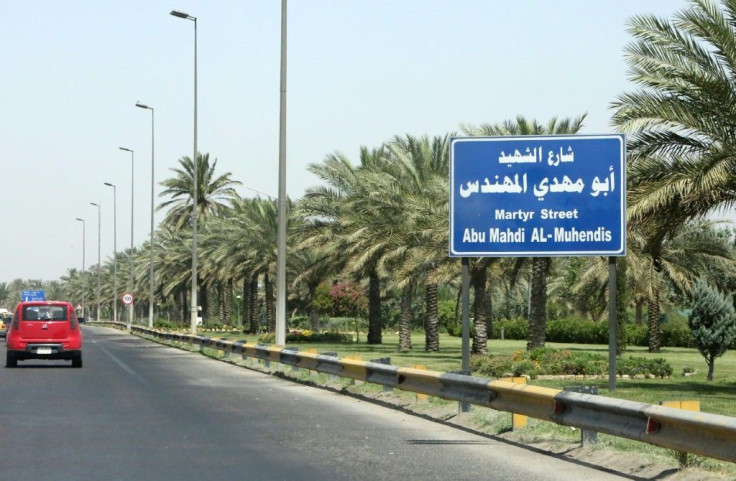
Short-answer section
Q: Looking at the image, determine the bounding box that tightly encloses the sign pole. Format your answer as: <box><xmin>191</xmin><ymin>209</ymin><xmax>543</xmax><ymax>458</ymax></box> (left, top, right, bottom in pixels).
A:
<box><xmin>608</xmin><ymin>256</ymin><xmax>617</xmax><ymax>391</ymax></box>
<box><xmin>460</xmin><ymin>257</ymin><xmax>471</xmax><ymax>413</ymax></box>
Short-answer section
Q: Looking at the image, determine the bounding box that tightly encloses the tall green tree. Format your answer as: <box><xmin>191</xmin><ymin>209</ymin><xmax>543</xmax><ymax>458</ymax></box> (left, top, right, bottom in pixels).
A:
<box><xmin>158</xmin><ymin>152</ymin><xmax>241</xmax><ymax>230</ymax></box>
<box><xmin>688</xmin><ymin>277</ymin><xmax>736</xmax><ymax>381</ymax></box>
<box><xmin>158</xmin><ymin>152</ymin><xmax>241</xmax><ymax>323</ymax></box>
<box><xmin>612</xmin><ymin>0</ymin><xmax>736</xmax><ymax>349</ymax></box>
<box><xmin>295</xmin><ymin>148</ymin><xmax>388</xmax><ymax>344</ymax></box>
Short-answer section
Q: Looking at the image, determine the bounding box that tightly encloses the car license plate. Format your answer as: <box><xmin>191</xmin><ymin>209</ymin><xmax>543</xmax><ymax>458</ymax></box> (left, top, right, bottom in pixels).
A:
<box><xmin>37</xmin><ymin>348</ymin><xmax>52</xmax><ymax>355</ymax></box>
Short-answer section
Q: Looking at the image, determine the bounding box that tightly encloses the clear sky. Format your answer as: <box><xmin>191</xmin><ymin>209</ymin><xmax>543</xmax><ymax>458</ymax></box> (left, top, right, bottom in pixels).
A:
<box><xmin>1</xmin><ymin>0</ymin><xmax>685</xmax><ymax>282</ymax></box>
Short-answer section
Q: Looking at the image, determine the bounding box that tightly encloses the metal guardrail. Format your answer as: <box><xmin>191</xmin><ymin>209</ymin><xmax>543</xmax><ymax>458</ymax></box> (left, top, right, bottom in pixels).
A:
<box><xmin>94</xmin><ymin>322</ymin><xmax>736</xmax><ymax>463</ymax></box>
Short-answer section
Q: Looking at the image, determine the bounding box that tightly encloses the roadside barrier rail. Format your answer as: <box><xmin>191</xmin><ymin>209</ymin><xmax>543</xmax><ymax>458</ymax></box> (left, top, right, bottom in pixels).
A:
<box><xmin>92</xmin><ymin>322</ymin><xmax>736</xmax><ymax>463</ymax></box>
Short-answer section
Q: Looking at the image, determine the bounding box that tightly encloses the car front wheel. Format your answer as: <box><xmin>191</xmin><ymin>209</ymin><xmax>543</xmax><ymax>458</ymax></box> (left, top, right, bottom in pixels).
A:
<box><xmin>6</xmin><ymin>354</ymin><xmax>17</xmax><ymax>368</ymax></box>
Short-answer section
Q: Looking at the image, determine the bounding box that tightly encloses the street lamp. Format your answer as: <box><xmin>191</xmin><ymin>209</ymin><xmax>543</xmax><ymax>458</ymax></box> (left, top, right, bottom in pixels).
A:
<box><xmin>170</xmin><ymin>9</ymin><xmax>199</xmax><ymax>335</ymax></box>
<box><xmin>119</xmin><ymin>147</ymin><xmax>134</xmax><ymax>330</ymax></box>
<box><xmin>90</xmin><ymin>202</ymin><xmax>101</xmax><ymax>322</ymax></box>
<box><xmin>75</xmin><ymin>217</ymin><xmax>86</xmax><ymax>320</ymax></box>
<box><xmin>104</xmin><ymin>182</ymin><xmax>117</xmax><ymax>323</ymax></box>
<box><xmin>135</xmin><ymin>102</ymin><xmax>155</xmax><ymax>329</ymax></box>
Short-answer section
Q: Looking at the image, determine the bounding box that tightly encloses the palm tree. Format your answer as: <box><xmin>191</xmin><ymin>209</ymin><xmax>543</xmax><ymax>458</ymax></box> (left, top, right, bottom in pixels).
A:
<box><xmin>206</xmin><ymin>196</ymin><xmax>283</xmax><ymax>332</ymax></box>
<box><xmin>628</xmin><ymin>219</ymin><xmax>736</xmax><ymax>352</ymax></box>
<box><xmin>295</xmin><ymin>148</ymin><xmax>388</xmax><ymax>344</ymax></box>
<box><xmin>0</xmin><ymin>282</ymin><xmax>9</xmax><ymax>308</ymax></box>
<box><xmin>382</xmin><ymin>134</ymin><xmax>454</xmax><ymax>352</ymax></box>
<box><xmin>612</xmin><ymin>0</ymin><xmax>736</xmax><ymax>221</ymax></box>
<box><xmin>158</xmin><ymin>152</ymin><xmax>241</xmax><ymax>324</ymax></box>
<box><xmin>462</xmin><ymin>115</ymin><xmax>587</xmax><ymax>350</ymax></box>
<box><xmin>158</xmin><ymin>152</ymin><xmax>242</xmax><ymax>230</ymax></box>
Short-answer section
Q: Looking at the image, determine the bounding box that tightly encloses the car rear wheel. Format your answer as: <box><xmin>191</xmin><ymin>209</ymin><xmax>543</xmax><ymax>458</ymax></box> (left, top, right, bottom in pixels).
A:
<box><xmin>72</xmin><ymin>354</ymin><xmax>82</xmax><ymax>368</ymax></box>
<box><xmin>6</xmin><ymin>354</ymin><xmax>17</xmax><ymax>368</ymax></box>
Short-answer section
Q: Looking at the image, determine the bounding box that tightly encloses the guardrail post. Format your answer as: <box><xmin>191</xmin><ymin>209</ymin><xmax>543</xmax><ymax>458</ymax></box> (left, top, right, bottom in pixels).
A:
<box><xmin>660</xmin><ymin>400</ymin><xmax>700</xmax><ymax>466</ymax></box>
<box><xmin>320</xmin><ymin>351</ymin><xmax>338</xmax><ymax>379</ymax></box>
<box><xmin>413</xmin><ymin>365</ymin><xmax>428</xmax><ymax>402</ymax></box>
<box><xmin>283</xmin><ymin>347</ymin><xmax>300</xmax><ymax>372</ymax></box>
<box><xmin>305</xmin><ymin>348</ymin><xmax>318</xmax><ymax>375</ymax></box>
<box><xmin>564</xmin><ymin>385</ymin><xmax>599</xmax><ymax>446</ymax></box>
<box><xmin>502</xmin><ymin>376</ymin><xmax>528</xmax><ymax>429</ymax></box>
<box><xmin>448</xmin><ymin>370</ymin><xmax>472</xmax><ymax>413</ymax></box>
<box><xmin>370</xmin><ymin>357</ymin><xmax>393</xmax><ymax>392</ymax></box>
<box><xmin>345</xmin><ymin>355</ymin><xmax>364</xmax><ymax>385</ymax></box>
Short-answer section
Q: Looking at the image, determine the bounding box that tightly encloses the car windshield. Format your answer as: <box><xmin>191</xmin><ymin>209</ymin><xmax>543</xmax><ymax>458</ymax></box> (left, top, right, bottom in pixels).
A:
<box><xmin>23</xmin><ymin>306</ymin><xmax>67</xmax><ymax>321</ymax></box>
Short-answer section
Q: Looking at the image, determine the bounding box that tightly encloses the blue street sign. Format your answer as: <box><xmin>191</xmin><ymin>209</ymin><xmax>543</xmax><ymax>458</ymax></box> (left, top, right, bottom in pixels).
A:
<box><xmin>21</xmin><ymin>290</ymin><xmax>46</xmax><ymax>301</ymax></box>
<box><xmin>450</xmin><ymin>134</ymin><xmax>626</xmax><ymax>257</ymax></box>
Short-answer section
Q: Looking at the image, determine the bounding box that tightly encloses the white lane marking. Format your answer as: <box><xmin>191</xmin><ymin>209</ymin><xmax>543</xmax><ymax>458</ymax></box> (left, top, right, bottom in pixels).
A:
<box><xmin>91</xmin><ymin>339</ymin><xmax>150</xmax><ymax>385</ymax></box>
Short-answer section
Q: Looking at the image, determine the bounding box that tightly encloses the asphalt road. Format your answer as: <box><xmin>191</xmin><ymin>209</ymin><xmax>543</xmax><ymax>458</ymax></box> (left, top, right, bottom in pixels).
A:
<box><xmin>0</xmin><ymin>326</ymin><xmax>633</xmax><ymax>481</ymax></box>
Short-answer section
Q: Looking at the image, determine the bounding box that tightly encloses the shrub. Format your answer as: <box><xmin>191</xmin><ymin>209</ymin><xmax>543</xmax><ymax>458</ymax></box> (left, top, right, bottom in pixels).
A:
<box><xmin>257</xmin><ymin>330</ymin><xmax>353</xmax><ymax>344</ymax></box>
<box><xmin>626</xmin><ymin>324</ymin><xmax>649</xmax><ymax>346</ymax></box>
<box><xmin>617</xmin><ymin>357</ymin><xmax>672</xmax><ymax>378</ymax></box>
<box><xmin>154</xmin><ymin>319</ymin><xmax>179</xmax><ymax>331</ymax></box>
<box><xmin>470</xmin><ymin>348</ymin><xmax>672</xmax><ymax>379</ymax></box>
<box><xmin>662</xmin><ymin>319</ymin><xmax>696</xmax><ymax>348</ymax></box>
<box><xmin>491</xmin><ymin>319</ymin><xmax>527</xmax><ymax>339</ymax></box>
<box><xmin>288</xmin><ymin>316</ymin><xmax>311</xmax><ymax>330</ymax></box>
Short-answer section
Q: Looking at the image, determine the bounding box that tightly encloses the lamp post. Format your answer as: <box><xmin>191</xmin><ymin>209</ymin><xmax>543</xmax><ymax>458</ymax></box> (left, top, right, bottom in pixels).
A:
<box><xmin>104</xmin><ymin>182</ymin><xmax>117</xmax><ymax>323</ymax></box>
<box><xmin>119</xmin><ymin>147</ymin><xmax>134</xmax><ymax>330</ymax></box>
<box><xmin>90</xmin><ymin>202</ymin><xmax>101</xmax><ymax>322</ymax></box>
<box><xmin>135</xmin><ymin>102</ymin><xmax>155</xmax><ymax>329</ymax></box>
<box><xmin>75</xmin><ymin>218</ymin><xmax>86</xmax><ymax>320</ymax></box>
<box><xmin>275</xmin><ymin>0</ymin><xmax>288</xmax><ymax>346</ymax></box>
<box><xmin>170</xmin><ymin>9</ymin><xmax>199</xmax><ymax>335</ymax></box>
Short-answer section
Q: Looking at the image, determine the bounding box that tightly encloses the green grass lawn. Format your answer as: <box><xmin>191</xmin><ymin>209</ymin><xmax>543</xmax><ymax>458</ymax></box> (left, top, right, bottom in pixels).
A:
<box><xmin>201</xmin><ymin>329</ymin><xmax>736</xmax><ymax>417</ymax></box>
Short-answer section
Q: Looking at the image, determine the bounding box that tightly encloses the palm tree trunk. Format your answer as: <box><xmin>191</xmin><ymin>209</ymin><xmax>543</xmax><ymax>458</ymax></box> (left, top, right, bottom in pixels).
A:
<box><xmin>635</xmin><ymin>299</ymin><xmax>644</xmax><ymax>325</ymax></box>
<box><xmin>247</xmin><ymin>275</ymin><xmax>259</xmax><ymax>334</ymax></box>
<box><xmin>178</xmin><ymin>290</ymin><xmax>187</xmax><ymax>325</ymax></box>
<box><xmin>309</xmin><ymin>285</ymin><xmax>320</xmax><ymax>332</ymax></box>
<box><xmin>527</xmin><ymin>257</ymin><xmax>549</xmax><ymax>350</ymax></box>
<box><xmin>241</xmin><ymin>277</ymin><xmax>249</xmax><ymax>332</ymax></box>
<box><xmin>265</xmin><ymin>272</ymin><xmax>275</xmax><ymax>332</ymax></box>
<box><xmin>647</xmin><ymin>286</ymin><xmax>661</xmax><ymax>353</ymax></box>
<box><xmin>206</xmin><ymin>283</ymin><xmax>218</xmax><ymax>326</ymax></box>
<box><xmin>425</xmin><ymin>282</ymin><xmax>439</xmax><ymax>352</ymax></box>
<box><xmin>471</xmin><ymin>266</ymin><xmax>488</xmax><ymax>355</ymax></box>
<box><xmin>218</xmin><ymin>282</ymin><xmax>226</xmax><ymax>324</ymax></box>
<box><xmin>367</xmin><ymin>267</ymin><xmax>382</xmax><ymax>344</ymax></box>
<box><xmin>398</xmin><ymin>281</ymin><xmax>414</xmax><ymax>351</ymax></box>
<box><xmin>223</xmin><ymin>280</ymin><xmax>233</xmax><ymax>325</ymax></box>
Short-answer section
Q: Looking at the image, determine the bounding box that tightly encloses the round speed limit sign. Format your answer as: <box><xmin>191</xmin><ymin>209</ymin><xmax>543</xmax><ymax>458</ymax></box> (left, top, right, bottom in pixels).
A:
<box><xmin>121</xmin><ymin>292</ymin><xmax>135</xmax><ymax>306</ymax></box>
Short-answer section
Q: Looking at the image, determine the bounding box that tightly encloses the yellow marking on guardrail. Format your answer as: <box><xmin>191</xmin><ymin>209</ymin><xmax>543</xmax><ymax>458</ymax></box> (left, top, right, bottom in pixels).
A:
<box><xmin>660</xmin><ymin>400</ymin><xmax>700</xmax><ymax>412</ymax></box>
<box><xmin>502</xmin><ymin>377</ymin><xmax>528</xmax><ymax>429</ymax></box>
<box><xmin>340</xmin><ymin>356</ymin><xmax>368</xmax><ymax>382</ymax></box>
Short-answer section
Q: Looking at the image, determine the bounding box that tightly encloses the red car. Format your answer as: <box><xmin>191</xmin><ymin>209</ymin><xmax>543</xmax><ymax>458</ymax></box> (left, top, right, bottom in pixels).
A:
<box><xmin>6</xmin><ymin>301</ymin><xmax>83</xmax><ymax>368</ymax></box>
